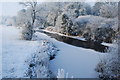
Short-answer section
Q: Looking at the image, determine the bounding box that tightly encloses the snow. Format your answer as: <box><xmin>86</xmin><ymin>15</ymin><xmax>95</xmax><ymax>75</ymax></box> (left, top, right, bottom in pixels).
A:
<box><xmin>0</xmin><ymin>25</ymin><xmax>2</xmax><ymax>79</ymax></box>
<box><xmin>33</xmin><ymin>32</ymin><xmax>107</xmax><ymax>78</ymax></box>
<box><xmin>42</xmin><ymin>29</ymin><xmax>86</xmax><ymax>41</ymax></box>
<box><xmin>1</xmin><ymin>25</ymin><xmax>59</xmax><ymax>78</ymax></box>
<box><xmin>1</xmin><ymin>25</ymin><xmax>41</xmax><ymax>78</ymax></box>
<box><xmin>25</xmin><ymin>38</ymin><xmax>58</xmax><ymax>78</ymax></box>
<box><xmin>1</xmin><ymin>25</ymin><xmax>108</xmax><ymax>78</ymax></box>
<box><xmin>101</xmin><ymin>42</ymin><xmax>113</xmax><ymax>47</ymax></box>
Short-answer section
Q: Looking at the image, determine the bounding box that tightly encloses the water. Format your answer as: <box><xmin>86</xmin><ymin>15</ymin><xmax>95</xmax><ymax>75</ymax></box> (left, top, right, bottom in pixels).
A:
<box><xmin>36</xmin><ymin>30</ymin><xmax>108</xmax><ymax>53</ymax></box>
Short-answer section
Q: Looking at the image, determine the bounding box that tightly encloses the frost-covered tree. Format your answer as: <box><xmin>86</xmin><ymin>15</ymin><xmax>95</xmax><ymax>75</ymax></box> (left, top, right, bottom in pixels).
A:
<box><xmin>99</xmin><ymin>2</ymin><xmax>118</xmax><ymax>18</ymax></box>
<box><xmin>63</xmin><ymin>2</ymin><xmax>88</xmax><ymax>20</ymax></box>
<box><xmin>19</xmin><ymin>0</ymin><xmax>39</xmax><ymax>40</ymax></box>
<box><xmin>34</xmin><ymin>16</ymin><xmax>47</xmax><ymax>29</ymax></box>
<box><xmin>16</xmin><ymin>9</ymin><xmax>29</xmax><ymax>27</ymax></box>
<box><xmin>34</xmin><ymin>3</ymin><xmax>49</xmax><ymax>28</ymax></box>
<box><xmin>47</xmin><ymin>12</ymin><xmax>58</xmax><ymax>27</ymax></box>
<box><xmin>93</xmin><ymin>2</ymin><xmax>118</xmax><ymax>18</ymax></box>
<box><xmin>20</xmin><ymin>0</ymin><xmax>38</xmax><ymax>27</ymax></box>
<box><xmin>46</xmin><ymin>2</ymin><xmax>66</xmax><ymax>27</ymax></box>
<box><xmin>95</xmin><ymin>42</ymin><xmax>120</xmax><ymax>79</ymax></box>
<box><xmin>83</xmin><ymin>3</ymin><xmax>92</xmax><ymax>15</ymax></box>
<box><xmin>93</xmin><ymin>2</ymin><xmax>105</xmax><ymax>16</ymax></box>
<box><xmin>55</xmin><ymin>13</ymin><xmax>73</xmax><ymax>35</ymax></box>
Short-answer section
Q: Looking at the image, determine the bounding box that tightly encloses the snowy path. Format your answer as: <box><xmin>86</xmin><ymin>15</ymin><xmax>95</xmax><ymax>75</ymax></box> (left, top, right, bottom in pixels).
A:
<box><xmin>1</xmin><ymin>26</ymin><xmax>40</xmax><ymax>78</ymax></box>
<box><xmin>34</xmin><ymin>32</ymin><xmax>107</xmax><ymax>78</ymax></box>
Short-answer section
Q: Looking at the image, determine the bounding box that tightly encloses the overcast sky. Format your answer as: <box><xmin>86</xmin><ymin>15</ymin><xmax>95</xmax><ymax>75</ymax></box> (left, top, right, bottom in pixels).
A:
<box><xmin>0</xmin><ymin>2</ymin><xmax>23</xmax><ymax>17</ymax></box>
<box><xmin>0</xmin><ymin>0</ymin><xmax>96</xmax><ymax>17</ymax></box>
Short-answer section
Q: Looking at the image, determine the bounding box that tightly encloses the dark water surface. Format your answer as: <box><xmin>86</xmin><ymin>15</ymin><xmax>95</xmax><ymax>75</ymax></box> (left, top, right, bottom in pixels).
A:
<box><xmin>36</xmin><ymin>30</ymin><xmax>108</xmax><ymax>53</ymax></box>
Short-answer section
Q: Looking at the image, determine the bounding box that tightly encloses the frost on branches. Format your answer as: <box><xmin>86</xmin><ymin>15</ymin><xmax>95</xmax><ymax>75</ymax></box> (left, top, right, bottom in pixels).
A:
<box><xmin>95</xmin><ymin>43</ymin><xmax>120</xmax><ymax>79</ymax></box>
<box><xmin>25</xmin><ymin>39</ymin><xmax>59</xmax><ymax>78</ymax></box>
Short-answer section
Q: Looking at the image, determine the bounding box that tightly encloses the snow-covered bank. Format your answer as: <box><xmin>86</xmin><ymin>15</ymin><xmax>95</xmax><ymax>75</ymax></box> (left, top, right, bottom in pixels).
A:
<box><xmin>101</xmin><ymin>42</ymin><xmax>113</xmax><ymax>47</ymax></box>
<box><xmin>2</xmin><ymin>26</ymin><xmax>40</xmax><ymax>78</ymax></box>
<box><xmin>33</xmin><ymin>32</ymin><xmax>108</xmax><ymax>78</ymax></box>
<box><xmin>42</xmin><ymin>29</ymin><xmax>86</xmax><ymax>41</ymax></box>
<box><xmin>1</xmin><ymin>26</ymin><xmax>58</xmax><ymax>78</ymax></box>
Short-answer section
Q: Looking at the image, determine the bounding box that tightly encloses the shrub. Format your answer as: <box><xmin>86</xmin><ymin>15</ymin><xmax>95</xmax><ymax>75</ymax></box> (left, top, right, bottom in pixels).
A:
<box><xmin>95</xmin><ymin>43</ymin><xmax>120</xmax><ymax>79</ymax></box>
<box><xmin>21</xmin><ymin>22</ymin><xmax>33</xmax><ymax>40</ymax></box>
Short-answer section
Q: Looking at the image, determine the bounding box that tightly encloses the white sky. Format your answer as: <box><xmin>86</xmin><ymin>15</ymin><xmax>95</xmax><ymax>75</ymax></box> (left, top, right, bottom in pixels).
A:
<box><xmin>0</xmin><ymin>0</ymin><xmax>118</xmax><ymax>17</ymax></box>
<box><xmin>0</xmin><ymin>2</ymin><xmax>23</xmax><ymax>17</ymax></box>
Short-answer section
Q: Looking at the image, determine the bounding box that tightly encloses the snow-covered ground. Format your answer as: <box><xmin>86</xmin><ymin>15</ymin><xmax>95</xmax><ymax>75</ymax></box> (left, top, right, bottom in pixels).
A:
<box><xmin>0</xmin><ymin>25</ymin><xmax>2</xmax><ymax>79</ymax></box>
<box><xmin>101</xmin><ymin>42</ymin><xmax>113</xmax><ymax>47</ymax></box>
<box><xmin>1</xmin><ymin>25</ymin><xmax>43</xmax><ymax>78</ymax></box>
<box><xmin>1</xmin><ymin>25</ymin><xmax>108</xmax><ymax>78</ymax></box>
<box><xmin>34</xmin><ymin>32</ymin><xmax>108</xmax><ymax>78</ymax></box>
<box><xmin>1</xmin><ymin>25</ymin><xmax>59</xmax><ymax>78</ymax></box>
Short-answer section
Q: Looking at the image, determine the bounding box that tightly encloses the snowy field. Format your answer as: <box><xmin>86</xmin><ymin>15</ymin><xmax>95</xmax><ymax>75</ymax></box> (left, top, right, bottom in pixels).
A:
<box><xmin>1</xmin><ymin>25</ymin><xmax>108</xmax><ymax>78</ymax></box>
<box><xmin>1</xmin><ymin>25</ymin><xmax>42</xmax><ymax>78</ymax></box>
<box><xmin>0</xmin><ymin>25</ymin><xmax>2</xmax><ymax>79</ymax></box>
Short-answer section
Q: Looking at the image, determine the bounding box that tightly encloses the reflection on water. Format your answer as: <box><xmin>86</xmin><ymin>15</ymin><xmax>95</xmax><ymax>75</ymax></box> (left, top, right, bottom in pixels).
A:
<box><xmin>37</xmin><ymin>30</ymin><xmax>108</xmax><ymax>53</ymax></box>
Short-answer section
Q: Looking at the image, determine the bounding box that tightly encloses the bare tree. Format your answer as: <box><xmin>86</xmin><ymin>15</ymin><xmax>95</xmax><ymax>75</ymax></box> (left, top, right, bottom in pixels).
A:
<box><xmin>19</xmin><ymin>0</ymin><xmax>38</xmax><ymax>40</ymax></box>
<box><xmin>20</xmin><ymin>0</ymin><xmax>37</xmax><ymax>27</ymax></box>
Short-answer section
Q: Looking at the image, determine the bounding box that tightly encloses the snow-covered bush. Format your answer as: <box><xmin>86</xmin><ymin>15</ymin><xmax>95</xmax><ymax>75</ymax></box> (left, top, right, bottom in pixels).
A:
<box><xmin>25</xmin><ymin>40</ymin><xmax>59</xmax><ymax>78</ymax></box>
<box><xmin>95</xmin><ymin>43</ymin><xmax>120</xmax><ymax>79</ymax></box>
<box><xmin>94</xmin><ymin>27</ymin><xmax>116</xmax><ymax>43</ymax></box>
<box><xmin>32</xmin><ymin>32</ymin><xmax>59</xmax><ymax>59</ymax></box>
<box><xmin>21</xmin><ymin>22</ymin><xmax>33</xmax><ymax>40</ymax></box>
